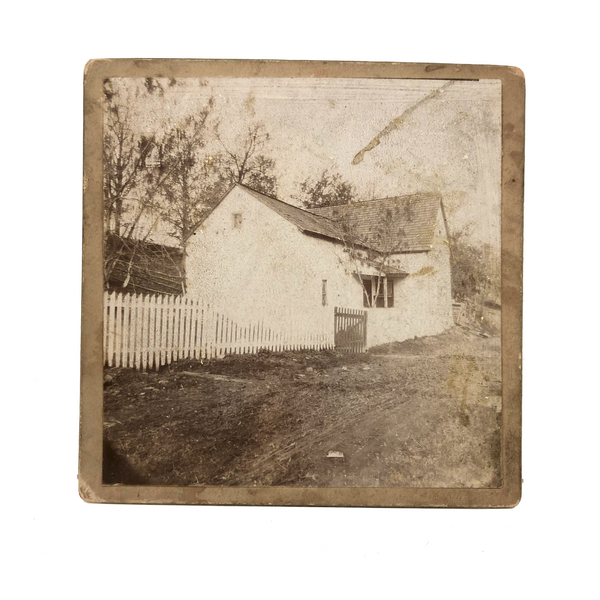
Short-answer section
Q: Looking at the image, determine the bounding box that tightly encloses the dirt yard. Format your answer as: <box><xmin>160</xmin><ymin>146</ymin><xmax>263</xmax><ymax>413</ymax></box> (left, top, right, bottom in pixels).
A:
<box><xmin>103</xmin><ymin>327</ymin><xmax>502</xmax><ymax>488</ymax></box>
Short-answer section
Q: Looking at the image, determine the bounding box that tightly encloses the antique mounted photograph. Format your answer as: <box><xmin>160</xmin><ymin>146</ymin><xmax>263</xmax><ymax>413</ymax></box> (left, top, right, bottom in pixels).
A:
<box><xmin>80</xmin><ymin>60</ymin><xmax>523</xmax><ymax>506</ymax></box>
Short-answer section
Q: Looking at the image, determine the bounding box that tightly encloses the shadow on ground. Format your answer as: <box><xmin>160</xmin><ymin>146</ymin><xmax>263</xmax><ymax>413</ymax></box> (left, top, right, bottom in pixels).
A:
<box><xmin>103</xmin><ymin>327</ymin><xmax>501</xmax><ymax>488</ymax></box>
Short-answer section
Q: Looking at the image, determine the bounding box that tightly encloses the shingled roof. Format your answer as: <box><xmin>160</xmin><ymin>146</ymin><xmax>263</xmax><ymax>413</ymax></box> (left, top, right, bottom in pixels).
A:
<box><xmin>105</xmin><ymin>235</ymin><xmax>185</xmax><ymax>296</ymax></box>
<box><xmin>240</xmin><ymin>185</ymin><xmax>345</xmax><ymax>242</ymax></box>
<box><xmin>204</xmin><ymin>185</ymin><xmax>443</xmax><ymax>254</ymax></box>
<box><xmin>309</xmin><ymin>193</ymin><xmax>443</xmax><ymax>253</ymax></box>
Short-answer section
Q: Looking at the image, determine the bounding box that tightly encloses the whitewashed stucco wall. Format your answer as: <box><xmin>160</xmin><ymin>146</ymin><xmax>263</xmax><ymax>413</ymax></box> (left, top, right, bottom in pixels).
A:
<box><xmin>366</xmin><ymin>208</ymin><xmax>454</xmax><ymax>347</ymax></box>
<box><xmin>185</xmin><ymin>186</ymin><xmax>363</xmax><ymax>334</ymax></box>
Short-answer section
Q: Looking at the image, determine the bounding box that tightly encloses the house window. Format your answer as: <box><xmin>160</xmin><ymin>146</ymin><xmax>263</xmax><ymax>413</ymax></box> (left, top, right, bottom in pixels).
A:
<box><xmin>322</xmin><ymin>280</ymin><xmax>328</xmax><ymax>306</ymax></box>
<box><xmin>362</xmin><ymin>276</ymin><xmax>394</xmax><ymax>308</ymax></box>
<box><xmin>232</xmin><ymin>213</ymin><xmax>243</xmax><ymax>229</ymax></box>
<box><xmin>362</xmin><ymin>279</ymin><xmax>372</xmax><ymax>307</ymax></box>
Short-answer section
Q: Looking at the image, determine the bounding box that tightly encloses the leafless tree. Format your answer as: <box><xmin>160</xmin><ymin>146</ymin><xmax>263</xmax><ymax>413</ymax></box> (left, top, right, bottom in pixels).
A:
<box><xmin>102</xmin><ymin>79</ymin><xmax>156</xmax><ymax>236</ymax></box>
<box><xmin>327</xmin><ymin>203</ymin><xmax>414</xmax><ymax>308</ymax></box>
<box><xmin>216</xmin><ymin>123</ymin><xmax>278</xmax><ymax>196</ymax></box>
<box><xmin>103</xmin><ymin>78</ymin><xmax>181</xmax><ymax>288</ymax></box>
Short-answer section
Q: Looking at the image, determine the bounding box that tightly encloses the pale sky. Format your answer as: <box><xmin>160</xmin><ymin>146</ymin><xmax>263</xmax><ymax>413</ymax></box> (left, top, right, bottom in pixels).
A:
<box><xmin>115</xmin><ymin>76</ymin><xmax>501</xmax><ymax>250</ymax></box>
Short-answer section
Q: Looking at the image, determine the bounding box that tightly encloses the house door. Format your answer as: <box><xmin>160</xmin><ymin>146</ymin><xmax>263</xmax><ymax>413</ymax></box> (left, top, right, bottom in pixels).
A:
<box><xmin>334</xmin><ymin>307</ymin><xmax>368</xmax><ymax>353</ymax></box>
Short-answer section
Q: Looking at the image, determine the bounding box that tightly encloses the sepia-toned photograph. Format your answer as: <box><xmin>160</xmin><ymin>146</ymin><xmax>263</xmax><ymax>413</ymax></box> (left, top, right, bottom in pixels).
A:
<box><xmin>100</xmin><ymin>72</ymin><xmax>504</xmax><ymax>490</ymax></box>
<box><xmin>79</xmin><ymin>60</ymin><xmax>523</xmax><ymax>506</ymax></box>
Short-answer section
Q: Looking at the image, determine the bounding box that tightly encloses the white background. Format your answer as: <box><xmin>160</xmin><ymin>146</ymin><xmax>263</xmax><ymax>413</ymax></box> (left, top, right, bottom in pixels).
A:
<box><xmin>3</xmin><ymin>2</ymin><xmax>598</xmax><ymax>599</ymax></box>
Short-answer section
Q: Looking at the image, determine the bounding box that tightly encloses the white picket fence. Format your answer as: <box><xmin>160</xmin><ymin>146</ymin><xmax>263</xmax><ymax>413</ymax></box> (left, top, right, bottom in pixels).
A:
<box><xmin>104</xmin><ymin>291</ymin><xmax>335</xmax><ymax>370</ymax></box>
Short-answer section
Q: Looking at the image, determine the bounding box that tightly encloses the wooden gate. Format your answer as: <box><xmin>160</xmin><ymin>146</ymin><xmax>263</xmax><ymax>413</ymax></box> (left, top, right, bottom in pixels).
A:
<box><xmin>334</xmin><ymin>307</ymin><xmax>367</xmax><ymax>353</ymax></box>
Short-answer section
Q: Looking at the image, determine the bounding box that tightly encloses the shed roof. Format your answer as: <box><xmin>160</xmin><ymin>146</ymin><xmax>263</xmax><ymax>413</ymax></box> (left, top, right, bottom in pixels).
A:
<box><xmin>105</xmin><ymin>235</ymin><xmax>185</xmax><ymax>296</ymax></box>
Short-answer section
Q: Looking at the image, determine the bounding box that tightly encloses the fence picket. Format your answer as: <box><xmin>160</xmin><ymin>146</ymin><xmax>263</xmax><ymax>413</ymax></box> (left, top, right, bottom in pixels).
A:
<box><xmin>190</xmin><ymin>299</ymin><xmax>198</xmax><ymax>359</ymax></box>
<box><xmin>199</xmin><ymin>301</ymin><xmax>206</xmax><ymax>359</ymax></box>
<box><xmin>179</xmin><ymin>297</ymin><xmax>186</xmax><ymax>360</ymax></box>
<box><xmin>204</xmin><ymin>304</ymin><xmax>210</xmax><ymax>359</ymax></box>
<box><xmin>226</xmin><ymin>317</ymin><xmax>231</xmax><ymax>355</ymax></box>
<box><xmin>207</xmin><ymin>305</ymin><xmax>214</xmax><ymax>359</ymax></box>
<box><xmin>179</xmin><ymin>297</ymin><xmax>186</xmax><ymax>359</ymax></box>
<box><xmin>196</xmin><ymin>299</ymin><xmax>202</xmax><ymax>358</ymax></box>
<box><xmin>106</xmin><ymin>292</ymin><xmax>115</xmax><ymax>367</ymax></box>
<box><xmin>187</xmin><ymin>297</ymin><xmax>195</xmax><ymax>359</ymax></box>
<box><xmin>146</xmin><ymin>294</ymin><xmax>153</xmax><ymax>369</ymax></box>
<box><xmin>121</xmin><ymin>294</ymin><xmax>130</xmax><ymax>367</ymax></box>
<box><xmin>220</xmin><ymin>314</ymin><xmax>225</xmax><ymax>356</ymax></box>
<box><xmin>126</xmin><ymin>294</ymin><xmax>133</xmax><ymax>368</ymax></box>
<box><xmin>179</xmin><ymin>296</ymin><xmax>186</xmax><ymax>360</ymax></box>
<box><xmin>115</xmin><ymin>292</ymin><xmax>122</xmax><ymax>367</ymax></box>
<box><xmin>212</xmin><ymin>308</ymin><xmax>218</xmax><ymax>359</ymax></box>
<box><xmin>163</xmin><ymin>295</ymin><xmax>171</xmax><ymax>364</ymax></box>
<box><xmin>103</xmin><ymin>292</ymin><xmax>108</xmax><ymax>365</ymax></box>
<box><xmin>147</xmin><ymin>295</ymin><xmax>155</xmax><ymax>370</ymax></box>
<box><xmin>137</xmin><ymin>295</ymin><xmax>145</xmax><ymax>370</ymax></box>
<box><xmin>172</xmin><ymin>296</ymin><xmax>179</xmax><ymax>361</ymax></box>
<box><xmin>131</xmin><ymin>294</ymin><xmax>138</xmax><ymax>370</ymax></box>
<box><xmin>170</xmin><ymin>296</ymin><xmax>176</xmax><ymax>361</ymax></box>
<box><xmin>182</xmin><ymin>297</ymin><xmax>189</xmax><ymax>359</ymax></box>
<box><xmin>137</xmin><ymin>293</ymin><xmax>144</xmax><ymax>369</ymax></box>
<box><xmin>145</xmin><ymin>295</ymin><xmax>152</xmax><ymax>370</ymax></box>
<box><xmin>158</xmin><ymin>295</ymin><xmax>165</xmax><ymax>367</ymax></box>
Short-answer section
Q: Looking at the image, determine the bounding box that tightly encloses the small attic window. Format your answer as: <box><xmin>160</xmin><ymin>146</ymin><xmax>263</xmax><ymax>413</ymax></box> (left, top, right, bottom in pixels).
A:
<box><xmin>232</xmin><ymin>213</ymin><xmax>243</xmax><ymax>229</ymax></box>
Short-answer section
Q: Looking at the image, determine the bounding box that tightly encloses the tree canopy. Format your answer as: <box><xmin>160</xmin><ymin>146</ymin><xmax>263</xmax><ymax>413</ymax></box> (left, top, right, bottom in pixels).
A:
<box><xmin>296</xmin><ymin>169</ymin><xmax>356</xmax><ymax>209</ymax></box>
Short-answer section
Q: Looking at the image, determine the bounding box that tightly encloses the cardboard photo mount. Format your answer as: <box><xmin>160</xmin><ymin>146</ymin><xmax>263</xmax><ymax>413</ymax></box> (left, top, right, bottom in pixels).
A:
<box><xmin>80</xmin><ymin>59</ymin><xmax>524</xmax><ymax>507</ymax></box>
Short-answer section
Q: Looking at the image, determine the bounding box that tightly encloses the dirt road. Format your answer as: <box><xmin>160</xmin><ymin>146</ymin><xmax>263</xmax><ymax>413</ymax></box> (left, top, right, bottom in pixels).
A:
<box><xmin>103</xmin><ymin>327</ymin><xmax>501</xmax><ymax>488</ymax></box>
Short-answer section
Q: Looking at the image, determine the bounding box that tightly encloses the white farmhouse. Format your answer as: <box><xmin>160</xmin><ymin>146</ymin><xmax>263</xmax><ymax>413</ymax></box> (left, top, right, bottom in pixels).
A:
<box><xmin>185</xmin><ymin>184</ymin><xmax>453</xmax><ymax>349</ymax></box>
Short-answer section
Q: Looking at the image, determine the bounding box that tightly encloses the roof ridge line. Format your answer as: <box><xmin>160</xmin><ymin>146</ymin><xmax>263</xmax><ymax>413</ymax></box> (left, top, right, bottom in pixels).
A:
<box><xmin>323</xmin><ymin>192</ymin><xmax>442</xmax><ymax>207</ymax></box>
<box><xmin>238</xmin><ymin>183</ymin><xmax>343</xmax><ymax>226</ymax></box>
